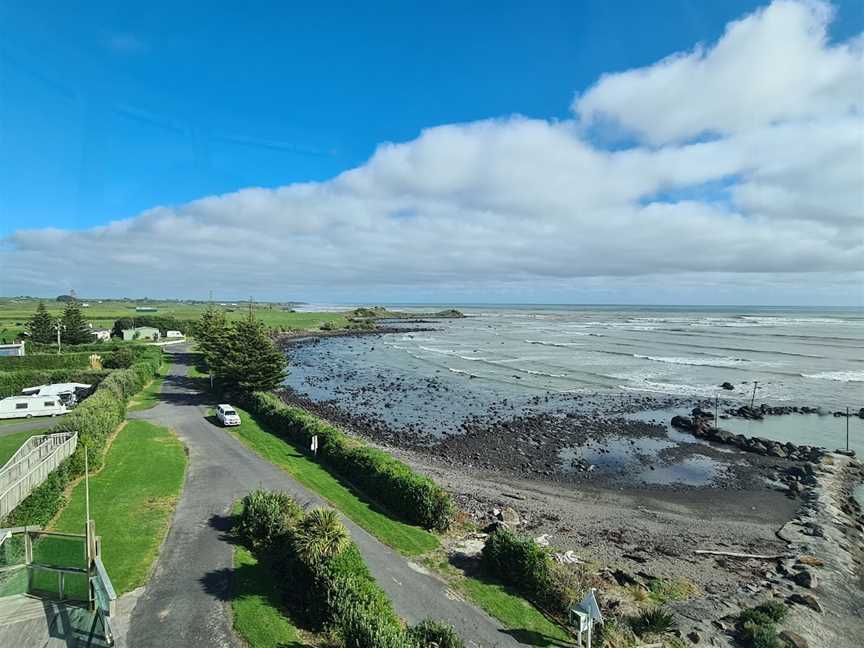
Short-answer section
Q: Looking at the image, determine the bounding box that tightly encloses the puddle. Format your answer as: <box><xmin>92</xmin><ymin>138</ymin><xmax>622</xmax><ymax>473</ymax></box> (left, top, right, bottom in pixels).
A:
<box><xmin>558</xmin><ymin>434</ymin><xmax>724</xmax><ymax>486</ymax></box>
<box><xmin>637</xmin><ymin>456</ymin><xmax>723</xmax><ymax>486</ymax></box>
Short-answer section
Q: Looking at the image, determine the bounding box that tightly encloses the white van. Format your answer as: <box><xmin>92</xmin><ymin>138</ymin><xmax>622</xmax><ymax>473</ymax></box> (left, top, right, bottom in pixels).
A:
<box><xmin>0</xmin><ymin>395</ymin><xmax>67</xmax><ymax>420</ymax></box>
<box><xmin>216</xmin><ymin>404</ymin><xmax>241</xmax><ymax>427</ymax></box>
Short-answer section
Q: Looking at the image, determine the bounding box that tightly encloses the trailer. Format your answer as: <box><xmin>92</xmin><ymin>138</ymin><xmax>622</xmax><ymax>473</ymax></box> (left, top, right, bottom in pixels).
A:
<box><xmin>20</xmin><ymin>382</ymin><xmax>92</xmax><ymax>405</ymax></box>
<box><xmin>0</xmin><ymin>395</ymin><xmax>67</xmax><ymax>420</ymax></box>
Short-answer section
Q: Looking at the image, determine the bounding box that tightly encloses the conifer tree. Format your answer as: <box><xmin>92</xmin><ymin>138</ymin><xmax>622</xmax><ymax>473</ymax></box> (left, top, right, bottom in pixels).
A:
<box><xmin>27</xmin><ymin>301</ymin><xmax>56</xmax><ymax>343</ymax></box>
<box><xmin>219</xmin><ymin>314</ymin><xmax>287</xmax><ymax>393</ymax></box>
<box><xmin>60</xmin><ymin>301</ymin><xmax>95</xmax><ymax>344</ymax></box>
<box><xmin>195</xmin><ymin>306</ymin><xmax>230</xmax><ymax>374</ymax></box>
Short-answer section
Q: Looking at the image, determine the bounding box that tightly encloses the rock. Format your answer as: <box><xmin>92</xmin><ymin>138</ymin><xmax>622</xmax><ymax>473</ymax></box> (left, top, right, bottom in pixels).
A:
<box><xmin>797</xmin><ymin>555</ymin><xmax>825</xmax><ymax>567</ymax></box>
<box><xmin>788</xmin><ymin>592</ymin><xmax>822</xmax><ymax>613</ymax></box>
<box><xmin>672</xmin><ymin>415</ymin><xmax>694</xmax><ymax>431</ymax></box>
<box><xmin>779</xmin><ymin>630</ymin><xmax>809</xmax><ymax>648</ymax></box>
<box><xmin>611</xmin><ymin>569</ymin><xmax>640</xmax><ymax>587</ymax></box>
<box><xmin>687</xmin><ymin>630</ymin><xmax>702</xmax><ymax>643</ymax></box>
<box><xmin>720</xmin><ymin>382</ymin><xmax>735</xmax><ymax>390</ymax></box>
<box><xmin>496</xmin><ymin>506</ymin><xmax>521</xmax><ymax>526</ymax></box>
<box><xmin>793</xmin><ymin>568</ymin><xmax>817</xmax><ymax>589</ymax></box>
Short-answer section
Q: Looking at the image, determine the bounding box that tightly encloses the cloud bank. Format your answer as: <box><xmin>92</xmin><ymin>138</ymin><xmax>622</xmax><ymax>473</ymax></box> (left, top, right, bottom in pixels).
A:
<box><xmin>4</xmin><ymin>0</ymin><xmax>863</xmax><ymax>303</ymax></box>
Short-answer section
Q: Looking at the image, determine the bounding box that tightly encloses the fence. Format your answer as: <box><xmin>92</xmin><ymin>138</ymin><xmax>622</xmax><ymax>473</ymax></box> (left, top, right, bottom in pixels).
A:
<box><xmin>0</xmin><ymin>432</ymin><xmax>78</xmax><ymax>519</ymax></box>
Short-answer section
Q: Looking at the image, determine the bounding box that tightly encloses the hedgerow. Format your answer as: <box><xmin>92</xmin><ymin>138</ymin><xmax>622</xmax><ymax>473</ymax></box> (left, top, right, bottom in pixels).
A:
<box><xmin>0</xmin><ymin>352</ymin><xmax>94</xmax><ymax>371</ymax></box>
<box><xmin>481</xmin><ymin>527</ymin><xmax>578</xmax><ymax>615</ymax></box>
<box><xmin>244</xmin><ymin>392</ymin><xmax>454</xmax><ymax>531</ymax></box>
<box><xmin>1</xmin><ymin>348</ymin><xmax>162</xmax><ymax>526</ymax></box>
<box><xmin>235</xmin><ymin>492</ymin><xmax>463</xmax><ymax>648</ymax></box>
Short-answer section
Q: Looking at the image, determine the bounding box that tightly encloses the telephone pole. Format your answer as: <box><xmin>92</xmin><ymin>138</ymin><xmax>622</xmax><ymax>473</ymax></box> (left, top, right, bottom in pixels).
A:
<box><xmin>54</xmin><ymin>322</ymin><xmax>65</xmax><ymax>355</ymax></box>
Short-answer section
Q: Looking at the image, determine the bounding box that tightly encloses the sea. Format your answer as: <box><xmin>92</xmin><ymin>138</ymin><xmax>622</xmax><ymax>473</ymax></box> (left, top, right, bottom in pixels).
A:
<box><xmin>286</xmin><ymin>305</ymin><xmax>864</xmax><ymax>456</ymax></box>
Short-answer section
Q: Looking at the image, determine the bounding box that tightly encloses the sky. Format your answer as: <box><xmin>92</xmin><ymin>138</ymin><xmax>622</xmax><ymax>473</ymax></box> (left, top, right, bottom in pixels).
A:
<box><xmin>1</xmin><ymin>0</ymin><xmax>862</xmax><ymax>305</ymax></box>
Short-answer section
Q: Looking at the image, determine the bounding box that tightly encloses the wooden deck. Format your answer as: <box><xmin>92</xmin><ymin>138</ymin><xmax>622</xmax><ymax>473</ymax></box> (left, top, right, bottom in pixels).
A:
<box><xmin>0</xmin><ymin>594</ymin><xmax>111</xmax><ymax>647</ymax></box>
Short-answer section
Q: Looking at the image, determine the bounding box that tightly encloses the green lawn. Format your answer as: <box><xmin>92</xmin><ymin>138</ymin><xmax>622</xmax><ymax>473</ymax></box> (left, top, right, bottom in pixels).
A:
<box><xmin>459</xmin><ymin>578</ymin><xmax>574</xmax><ymax>646</ymax></box>
<box><xmin>127</xmin><ymin>363</ymin><xmax>168</xmax><ymax>411</ymax></box>
<box><xmin>0</xmin><ymin>428</ymin><xmax>49</xmax><ymax>464</ymax></box>
<box><xmin>49</xmin><ymin>420</ymin><xmax>187</xmax><ymax>594</ymax></box>
<box><xmin>223</xmin><ymin>407</ymin><xmax>439</xmax><ymax>556</ymax></box>
<box><xmin>232</xmin><ymin>540</ymin><xmax>312</xmax><ymax>647</ymax></box>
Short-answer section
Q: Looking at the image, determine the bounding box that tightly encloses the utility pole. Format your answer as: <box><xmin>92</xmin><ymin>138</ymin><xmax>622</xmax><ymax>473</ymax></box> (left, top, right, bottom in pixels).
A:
<box><xmin>750</xmin><ymin>381</ymin><xmax>759</xmax><ymax>409</ymax></box>
<box><xmin>714</xmin><ymin>395</ymin><xmax>719</xmax><ymax>429</ymax></box>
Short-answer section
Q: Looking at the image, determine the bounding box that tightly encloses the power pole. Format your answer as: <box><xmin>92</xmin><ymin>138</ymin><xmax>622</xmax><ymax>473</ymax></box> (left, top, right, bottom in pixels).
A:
<box><xmin>847</xmin><ymin>406</ymin><xmax>850</xmax><ymax>453</ymax></box>
<box><xmin>750</xmin><ymin>381</ymin><xmax>758</xmax><ymax>409</ymax></box>
<box><xmin>54</xmin><ymin>322</ymin><xmax>65</xmax><ymax>355</ymax></box>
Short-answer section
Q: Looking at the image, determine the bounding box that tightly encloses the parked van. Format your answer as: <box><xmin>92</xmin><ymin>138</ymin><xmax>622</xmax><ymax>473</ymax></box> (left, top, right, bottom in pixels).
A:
<box><xmin>216</xmin><ymin>404</ymin><xmax>241</xmax><ymax>427</ymax></box>
<box><xmin>0</xmin><ymin>395</ymin><xmax>67</xmax><ymax>420</ymax></box>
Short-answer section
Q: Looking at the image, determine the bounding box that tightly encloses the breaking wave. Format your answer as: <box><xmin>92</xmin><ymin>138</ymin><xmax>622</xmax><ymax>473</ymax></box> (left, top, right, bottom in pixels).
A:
<box><xmin>634</xmin><ymin>354</ymin><xmax>750</xmax><ymax>367</ymax></box>
<box><xmin>801</xmin><ymin>371</ymin><xmax>864</xmax><ymax>383</ymax></box>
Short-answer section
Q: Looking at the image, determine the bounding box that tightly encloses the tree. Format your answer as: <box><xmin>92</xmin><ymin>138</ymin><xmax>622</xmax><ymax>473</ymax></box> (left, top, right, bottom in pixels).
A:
<box><xmin>111</xmin><ymin>317</ymin><xmax>134</xmax><ymax>338</ymax></box>
<box><xmin>291</xmin><ymin>508</ymin><xmax>349</xmax><ymax>564</ymax></box>
<box><xmin>218</xmin><ymin>314</ymin><xmax>287</xmax><ymax>393</ymax></box>
<box><xmin>60</xmin><ymin>301</ymin><xmax>95</xmax><ymax>344</ymax></box>
<box><xmin>27</xmin><ymin>301</ymin><xmax>56</xmax><ymax>343</ymax></box>
<box><xmin>194</xmin><ymin>306</ymin><xmax>231</xmax><ymax>374</ymax></box>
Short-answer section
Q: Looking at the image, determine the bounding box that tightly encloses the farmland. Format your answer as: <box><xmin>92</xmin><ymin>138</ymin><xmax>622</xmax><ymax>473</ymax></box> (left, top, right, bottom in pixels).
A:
<box><xmin>0</xmin><ymin>298</ymin><xmax>348</xmax><ymax>340</ymax></box>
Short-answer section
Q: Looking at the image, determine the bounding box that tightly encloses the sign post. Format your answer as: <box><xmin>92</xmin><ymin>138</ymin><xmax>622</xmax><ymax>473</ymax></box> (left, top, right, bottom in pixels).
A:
<box><xmin>570</xmin><ymin>589</ymin><xmax>603</xmax><ymax>648</ymax></box>
<box><xmin>311</xmin><ymin>435</ymin><xmax>319</xmax><ymax>457</ymax></box>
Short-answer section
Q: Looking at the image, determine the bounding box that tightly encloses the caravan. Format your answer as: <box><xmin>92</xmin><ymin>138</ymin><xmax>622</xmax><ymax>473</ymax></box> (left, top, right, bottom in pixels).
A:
<box><xmin>0</xmin><ymin>395</ymin><xmax>67</xmax><ymax>420</ymax></box>
<box><xmin>21</xmin><ymin>382</ymin><xmax>92</xmax><ymax>406</ymax></box>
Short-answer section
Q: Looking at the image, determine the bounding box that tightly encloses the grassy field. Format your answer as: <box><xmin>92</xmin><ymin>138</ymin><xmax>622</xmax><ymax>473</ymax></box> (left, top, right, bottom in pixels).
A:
<box><xmin>49</xmin><ymin>420</ymin><xmax>187</xmax><ymax>594</ymax></box>
<box><xmin>223</xmin><ymin>406</ymin><xmax>439</xmax><ymax>556</ymax></box>
<box><xmin>0</xmin><ymin>428</ymin><xmax>50</xmax><ymax>464</ymax></box>
<box><xmin>0</xmin><ymin>298</ymin><xmax>348</xmax><ymax>339</ymax></box>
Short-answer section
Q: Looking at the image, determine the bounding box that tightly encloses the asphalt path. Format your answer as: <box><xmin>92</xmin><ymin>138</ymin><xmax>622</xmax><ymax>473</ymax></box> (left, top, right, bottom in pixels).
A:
<box><xmin>126</xmin><ymin>346</ymin><xmax>525</xmax><ymax>648</ymax></box>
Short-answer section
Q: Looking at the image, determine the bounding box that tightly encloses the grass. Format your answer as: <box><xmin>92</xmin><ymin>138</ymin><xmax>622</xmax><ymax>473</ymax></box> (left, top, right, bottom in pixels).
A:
<box><xmin>646</xmin><ymin>577</ymin><xmax>698</xmax><ymax>605</ymax></box>
<box><xmin>0</xmin><ymin>428</ymin><xmax>50</xmax><ymax>464</ymax></box>
<box><xmin>48</xmin><ymin>420</ymin><xmax>187</xmax><ymax>594</ymax></box>
<box><xmin>459</xmin><ymin>578</ymin><xmax>574</xmax><ymax>646</ymax></box>
<box><xmin>222</xmin><ymin>406</ymin><xmax>439</xmax><ymax>556</ymax></box>
<box><xmin>127</xmin><ymin>362</ymin><xmax>168</xmax><ymax>411</ymax></box>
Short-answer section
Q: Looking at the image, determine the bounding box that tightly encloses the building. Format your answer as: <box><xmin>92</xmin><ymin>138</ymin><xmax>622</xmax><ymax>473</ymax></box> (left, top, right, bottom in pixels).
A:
<box><xmin>165</xmin><ymin>330</ymin><xmax>184</xmax><ymax>339</ymax></box>
<box><xmin>92</xmin><ymin>329</ymin><xmax>112</xmax><ymax>341</ymax></box>
<box><xmin>0</xmin><ymin>343</ymin><xmax>25</xmax><ymax>357</ymax></box>
<box><xmin>121</xmin><ymin>326</ymin><xmax>161</xmax><ymax>341</ymax></box>
<box><xmin>135</xmin><ymin>306</ymin><xmax>158</xmax><ymax>312</ymax></box>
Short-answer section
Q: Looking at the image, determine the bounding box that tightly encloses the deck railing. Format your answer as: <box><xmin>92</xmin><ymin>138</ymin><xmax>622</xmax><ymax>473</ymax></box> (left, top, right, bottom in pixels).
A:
<box><xmin>0</xmin><ymin>432</ymin><xmax>78</xmax><ymax>518</ymax></box>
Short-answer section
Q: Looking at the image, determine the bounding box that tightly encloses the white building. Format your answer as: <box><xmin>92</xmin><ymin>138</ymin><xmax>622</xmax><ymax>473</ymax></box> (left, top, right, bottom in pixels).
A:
<box><xmin>0</xmin><ymin>343</ymin><xmax>25</xmax><ymax>357</ymax></box>
<box><xmin>92</xmin><ymin>329</ymin><xmax>112</xmax><ymax>341</ymax></box>
<box><xmin>165</xmin><ymin>330</ymin><xmax>184</xmax><ymax>339</ymax></box>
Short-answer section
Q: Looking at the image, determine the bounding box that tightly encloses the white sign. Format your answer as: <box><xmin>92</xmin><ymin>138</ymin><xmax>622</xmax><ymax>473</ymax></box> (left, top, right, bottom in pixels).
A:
<box><xmin>310</xmin><ymin>435</ymin><xmax>319</xmax><ymax>454</ymax></box>
<box><xmin>577</xmin><ymin>588</ymin><xmax>603</xmax><ymax>624</ymax></box>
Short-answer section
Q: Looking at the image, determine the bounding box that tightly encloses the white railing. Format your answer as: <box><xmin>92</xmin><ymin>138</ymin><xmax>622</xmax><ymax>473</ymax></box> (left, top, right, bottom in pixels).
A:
<box><xmin>0</xmin><ymin>432</ymin><xmax>78</xmax><ymax>519</ymax></box>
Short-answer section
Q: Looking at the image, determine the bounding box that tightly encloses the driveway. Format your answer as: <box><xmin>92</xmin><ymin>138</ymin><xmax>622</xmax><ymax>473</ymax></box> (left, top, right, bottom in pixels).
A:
<box><xmin>0</xmin><ymin>419</ymin><xmax>58</xmax><ymax>437</ymax></box>
<box><xmin>126</xmin><ymin>346</ymin><xmax>525</xmax><ymax>648</ymax></box>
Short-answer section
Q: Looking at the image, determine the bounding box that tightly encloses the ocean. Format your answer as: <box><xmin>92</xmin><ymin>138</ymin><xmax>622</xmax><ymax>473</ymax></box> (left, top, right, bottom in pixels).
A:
<box><xmin>286</xmin><ymin>305</ymin><xmax>864</xmax><ymax>454</ymax></box>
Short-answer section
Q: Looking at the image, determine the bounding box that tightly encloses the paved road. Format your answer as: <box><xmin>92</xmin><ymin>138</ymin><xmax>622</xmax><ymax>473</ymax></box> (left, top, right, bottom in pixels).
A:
<box><xmin>126</xmin><ymin>346</ymin><xmax>524</xmax><ymax>648</ymax></box>
<box><xmin>0</xmin><ymin>419</ymin><xmax>58</xmax><ymax>437</ymax></box>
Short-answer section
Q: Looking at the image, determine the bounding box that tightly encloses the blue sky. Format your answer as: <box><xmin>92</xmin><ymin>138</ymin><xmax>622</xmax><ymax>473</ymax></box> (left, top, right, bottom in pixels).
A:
<box><xmin>1</xmin><ymin>1</ymin><xmax>862</xmax><ymax>304</ymax></box>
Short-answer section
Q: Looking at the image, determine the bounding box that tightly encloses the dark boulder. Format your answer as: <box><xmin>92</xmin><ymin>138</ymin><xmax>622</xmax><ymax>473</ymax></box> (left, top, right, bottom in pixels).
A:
<box><xmin>720</xmin><ymin>382</ymin><xmax>735</xmax><ymax>390</ymax></box>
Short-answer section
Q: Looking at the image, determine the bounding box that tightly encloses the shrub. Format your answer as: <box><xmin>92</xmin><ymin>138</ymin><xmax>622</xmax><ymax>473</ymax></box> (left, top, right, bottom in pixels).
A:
<box><xmin>235</xmin><ymin>490</ymin><xmax>302</xmax><ymax>550</ymax></box>
<box><xmin>0</xmin><ymin>353</ymin><xmax>93</xmax><ymax>371</ymax></box>
<box><xmin>3</xmin><ymin>459</ymin><xmax>72</xmax><ymax>526</ymax></box>
<box><xmin>291</xmin><ymin>508</ymin><xmax>350</xmax><ymax>565</ymax></box>
<box><xmin>103</xmin><ymin>347</ymin><xmax>136</xmax><ymax>369</ymax></box>
<box><xmin>631</xmin><ymin>608</ymin><xmax>676</xmax><ymax>636</ymax></box>
<box><xmin>408</xmin><ymin>619</ymin><xmax>466</xmax><ymax>648</ymax></box>
<box><xmin>737</xmin><ymin>601</ymin><xmax>788</xmax><ymax>648</ymax></box>
<box><xmin>244</xmin><ymin>392</ymin><xmax>455</xmax><ymax>531</ymax></box>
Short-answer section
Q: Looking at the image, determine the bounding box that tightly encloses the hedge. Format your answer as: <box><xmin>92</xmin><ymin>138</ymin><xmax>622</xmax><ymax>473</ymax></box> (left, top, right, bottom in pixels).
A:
<box><xmin>0</xmin><ymin>369</ymin><xmax>110</xmax><ymax>398</ymax></box>
<box><xmin>0</xmin><ymin>352</ymin><xmax>94</xmax><ymax>372</ymax></box>
<box><xmin>481</xmin><ymin>527</ymin><xmax>577</xmax><ymax>615</ymax></box>
<box><xmin>236</xmin><ymin>493</ymin><xmax>463</xmax><ymax>648</ymax></box>
<box><xmin>244</xmin><ymin>392</ymin><xmax>454</xmax><ymax>531</ymax></box>
<box><xmin>2</xmin><ymin>349</ymin><xmax>162</xmax><ymax>527</ymax></box>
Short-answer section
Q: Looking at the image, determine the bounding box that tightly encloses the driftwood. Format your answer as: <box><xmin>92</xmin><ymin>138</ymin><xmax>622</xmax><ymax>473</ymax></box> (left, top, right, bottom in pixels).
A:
<box><xmin>694</xmin><ymin>549</ymin><xmax>784</xmax><ymax>560</ymax></box>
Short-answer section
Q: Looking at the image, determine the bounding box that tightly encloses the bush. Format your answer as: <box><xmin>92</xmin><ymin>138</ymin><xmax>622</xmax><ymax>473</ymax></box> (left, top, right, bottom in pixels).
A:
<box><xmin>0</xmin><ymin>352</ymin><xmax>93</xmax><ymax>371</ymax></box>
<box><xmin>408</xmin><ymin>619</ymin><xmax>466</xmax><ymax>648</ymax></box>
<box><xmin>103</xmin><ymin>347</ymin><xmax>136</xmax><ymax>369</ymax></box>
<box><xmin>631</xmin><ymin>608</ymin><xmax>676</xmax><ymax>636</ymax></box>
<box><xmin>481</xmin><ymin>527</ymin><xmax>577</xmax><ymax>615</ymax></box>
<box><xmin>737</xmin><ymin>601</ymin><xmax>788</xmax><ymax>648</ymax></box>
<box><xmin>235</xmin><ymin>490</ymin><xmax>302</xmax><ymax>550</ymax></box>
<box><xmin>3</xmin><ymin>459</ymin><xmax>72</xmax><ymax>526</ymax></box>
<box><xmin>244</xmin><ymin>392</ymin><xmax>454</xmax><ymax>531</ymax></box>
<box><xmin>291</xmin><ymin>508</ymin><xmax>350</xmax><ymax>565</ymax></box>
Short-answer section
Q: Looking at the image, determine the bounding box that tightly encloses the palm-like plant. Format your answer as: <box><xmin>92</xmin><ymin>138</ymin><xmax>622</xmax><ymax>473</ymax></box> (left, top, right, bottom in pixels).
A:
<box><xmin>292</xmin><ymin>508</ymin><xmax>350</xmax><ymax>564</ymax></box>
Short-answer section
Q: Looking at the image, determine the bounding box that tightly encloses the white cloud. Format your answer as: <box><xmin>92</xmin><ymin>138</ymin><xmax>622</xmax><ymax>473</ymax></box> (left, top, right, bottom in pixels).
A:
<box><xmin>2</xmin><ymin>0</ymin><xmax>862</xmax><ymax>303</ymax></box>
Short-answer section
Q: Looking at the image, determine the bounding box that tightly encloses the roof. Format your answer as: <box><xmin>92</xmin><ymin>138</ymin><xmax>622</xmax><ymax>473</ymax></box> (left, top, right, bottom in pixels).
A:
<box><xmin>218</xmin><ymin>404</ymin><xmax>235</xmax><ymax>409</ymax></box>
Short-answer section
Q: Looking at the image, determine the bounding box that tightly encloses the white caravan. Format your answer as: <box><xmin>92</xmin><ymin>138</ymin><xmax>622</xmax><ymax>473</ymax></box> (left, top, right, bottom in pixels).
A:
<box><xmin>21</xmin><ymin>382</ymin><xmax>92</xmax><ymax>405</ymax></box>
<box><xmin>0</xmin><ymin>395</ymin><xmax>67</xmax><ymax>420</ymax></box>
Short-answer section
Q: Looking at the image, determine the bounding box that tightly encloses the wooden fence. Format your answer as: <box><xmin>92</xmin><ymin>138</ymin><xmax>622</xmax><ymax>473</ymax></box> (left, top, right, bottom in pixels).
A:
<box><xmin>0</xmin><ymin>432</ymin><xmax>78</xmax><ymax>519</ymax></box>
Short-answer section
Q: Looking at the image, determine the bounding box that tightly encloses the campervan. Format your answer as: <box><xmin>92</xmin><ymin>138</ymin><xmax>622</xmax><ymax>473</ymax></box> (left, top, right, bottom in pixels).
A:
<box><xmin>0</xmin><ymin>395</ymin><xmax>67</xmax><ymax>420</ymax></box>
<box><xmin>20</xmin><ymin>382</ymin><xmax>92</xmax><ymax>406</ymax></box>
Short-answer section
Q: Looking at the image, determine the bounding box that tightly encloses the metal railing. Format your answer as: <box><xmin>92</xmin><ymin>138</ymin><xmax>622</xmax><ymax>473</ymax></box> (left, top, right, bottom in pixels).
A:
<box><xmin>0</xmin><ymin>432</ymin><xmax>78</xmax><ymax>518</ymax></box>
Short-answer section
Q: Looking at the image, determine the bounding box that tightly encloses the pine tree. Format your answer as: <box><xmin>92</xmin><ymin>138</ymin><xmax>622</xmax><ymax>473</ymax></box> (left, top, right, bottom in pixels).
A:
<box><xmin>195</xmin><ymin>306</ymin><xmax>230</xmax><ymax>374</ymax></box>
<box><xmin>27</xmin><ymin>301</ymin><xmax>56</xmax><ymax>343</ymax></box>
<box><xmin>219</xmin><ymin>314</ymin><xmax>287</xmax><ymax>393</ymax></box>
<box><xmin>60</xmin><ymin>301</ymin><xmax>95</xmax><ymax>344</ymax></box>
